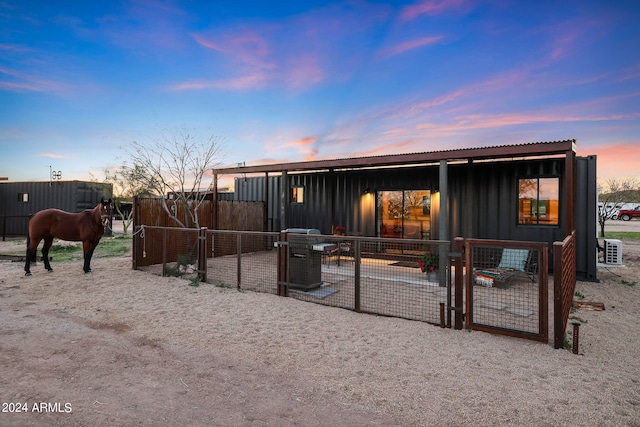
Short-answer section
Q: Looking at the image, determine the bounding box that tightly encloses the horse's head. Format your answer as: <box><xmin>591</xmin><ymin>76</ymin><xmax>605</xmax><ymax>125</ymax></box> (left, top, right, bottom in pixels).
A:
<box><xmin>99</xmin><ymin>198</ymin><xmax>113</xmax><ymax>227</ymax></box>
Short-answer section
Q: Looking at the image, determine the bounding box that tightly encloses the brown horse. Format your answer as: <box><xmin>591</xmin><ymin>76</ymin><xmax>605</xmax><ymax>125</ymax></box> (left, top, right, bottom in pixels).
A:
<box><xmin>25</xmin><ymin>199</ymin><xmax>113</xmax><ymax>276</ymax></box>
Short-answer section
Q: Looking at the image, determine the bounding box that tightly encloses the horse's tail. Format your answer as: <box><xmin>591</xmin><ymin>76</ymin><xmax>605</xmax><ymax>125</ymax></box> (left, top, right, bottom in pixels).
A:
<box><xmin>26</xmin><ymin>234</ymin><xmax>36</xmax><ymax>262</ymax></box>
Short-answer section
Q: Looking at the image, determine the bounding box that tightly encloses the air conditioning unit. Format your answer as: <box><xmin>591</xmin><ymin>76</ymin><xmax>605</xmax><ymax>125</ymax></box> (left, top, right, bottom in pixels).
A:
<box><xmin>604</xmin><ymin>239</ymin><xmax>622</xmax><ymax>265</ymax></box>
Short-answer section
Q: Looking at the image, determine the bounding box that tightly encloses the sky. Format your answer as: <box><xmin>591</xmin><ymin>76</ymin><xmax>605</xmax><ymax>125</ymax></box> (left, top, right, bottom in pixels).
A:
<box><xmin>1</xmin><ymin>0</ymin><xmax>639</xmax><ymax>188</ymax></box>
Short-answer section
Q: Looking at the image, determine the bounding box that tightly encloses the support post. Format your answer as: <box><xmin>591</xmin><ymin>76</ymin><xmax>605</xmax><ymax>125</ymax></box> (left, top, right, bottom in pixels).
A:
<box><xmin>439</xmin><ymin>160</ymin><xmax>448</xmax><ymax>289</ymax></box>
<box><xmin>453</xmin><ymin>237</ymin><xmax>465</xmax><ymax>330</ymax></box>
<box><xmin>280</xmin><ymin>171</ymin><xmax>288</xmax><ymax>231</ymax></box>
<box><xmin>237</xmin><ymin>232</ymin><xmax>242</xmax><ymax>289</ymax></box>
<box><xmin>198</xmin><ymin>227</ymin><xmax>207</xmax><ymax>283</ymax></box>
<box><xmin>277</xmin><ymin>230</ymin><xmax>289</xmax><ymax>297</ymax></box>
<box><xmin>213</xmin><ymin>174</ymin><xmax>218</xmax><ymax>230</ymax></box>
<box><xmin>354</xmin><ymin>239</ymin><xmax>361</xmax><ymax>313</ymax></box>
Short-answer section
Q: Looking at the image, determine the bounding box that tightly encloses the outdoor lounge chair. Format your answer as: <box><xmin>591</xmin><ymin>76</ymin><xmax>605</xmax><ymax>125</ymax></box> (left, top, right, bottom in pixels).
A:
<box><xmin>474</xmin><ymin>248</ymin><xmax>535</xmax><ymax>287</ymax></box>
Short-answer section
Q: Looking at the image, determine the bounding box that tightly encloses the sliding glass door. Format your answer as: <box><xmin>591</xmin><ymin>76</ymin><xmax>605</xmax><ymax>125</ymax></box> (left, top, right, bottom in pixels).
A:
<box><xmin>377</xmin><ymin>190</ymin><xmax>432</xmax><ymax>239</ymax></box>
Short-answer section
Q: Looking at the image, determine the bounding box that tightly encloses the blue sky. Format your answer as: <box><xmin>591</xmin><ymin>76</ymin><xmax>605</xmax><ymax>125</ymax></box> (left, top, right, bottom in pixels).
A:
<box><xmin>1</xmin><ymin>0</ymin><xmax>639</xmax><ymax>187</ymax></box>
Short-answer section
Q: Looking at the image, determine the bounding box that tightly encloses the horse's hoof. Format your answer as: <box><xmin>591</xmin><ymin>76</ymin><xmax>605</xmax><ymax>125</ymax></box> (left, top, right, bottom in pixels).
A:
<box><xmin>47</xmin><ymin>269</ymin><xmax>54</xmax><ymax>273</ymax></box>
<box><xmin>25</xmin><ymin>272</ymin><xmax>32</xmax><ymax>277</ymax></box>
<box><xmin>84</xmin><ymin>270</ymin><xmax>92</xmax><ymax>274</ymax></box>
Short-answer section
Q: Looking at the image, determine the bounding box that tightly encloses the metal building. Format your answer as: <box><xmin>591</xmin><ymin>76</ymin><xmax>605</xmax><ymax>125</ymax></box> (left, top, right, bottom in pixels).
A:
<box><xmin>213</xmin><ymin>140</ymin><xmax>597</xmax><ymax>281</ymax></box>
<box><xmin>0</xmin><ymin>181</ymin><xmax>113</xmax><ymax>237</ymax></box>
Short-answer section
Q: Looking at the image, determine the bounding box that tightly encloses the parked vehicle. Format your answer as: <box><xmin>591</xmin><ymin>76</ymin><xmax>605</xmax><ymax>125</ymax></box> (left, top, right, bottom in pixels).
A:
<box><xmin>617</xmin><ymin>206</ymin><xmax>640</xmax><ymax>221</ymax></box>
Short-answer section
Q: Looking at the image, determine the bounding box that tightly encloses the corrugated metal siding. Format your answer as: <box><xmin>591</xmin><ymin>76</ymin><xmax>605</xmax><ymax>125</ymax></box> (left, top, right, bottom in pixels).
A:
<box><xmin>461</xmin><ymin>160</ymin><xmax>567</xmax><ymax>245</ymax></box>
<box><xmin>234</xmin><ymin>159</ymin><xmax>568</xmax><ymax>241</ymax></box>
<box><xmin>226</xmin><ymin>154</ymin><xmax>595</xmax><ymax>280</ymax></box>
<box><xmin>234</xmin><ymin>175</ymin><xmax>282</xmax><ymax>231</ymax></box>
<box><xmin>575</xmin><ymin>156</ymin><xmax>597</xmax><ymax>281</ymax></box>
<box><xmin>0</xmin><ymin>181</ymin><xmax>112</xmax><ymax>235</ymax></box>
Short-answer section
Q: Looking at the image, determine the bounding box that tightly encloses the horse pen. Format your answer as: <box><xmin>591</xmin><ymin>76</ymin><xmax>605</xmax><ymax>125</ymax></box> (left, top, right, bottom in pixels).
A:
<box><xmin>1</xmin><ymin>228</ymin><xmax>639</xmax><ymax>425</ymax></box>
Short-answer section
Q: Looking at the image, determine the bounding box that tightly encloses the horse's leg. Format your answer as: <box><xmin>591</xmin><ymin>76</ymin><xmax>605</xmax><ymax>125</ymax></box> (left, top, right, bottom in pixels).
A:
<box><xmin>82</xmin><ymin>241</ymin><xmax>97</xmax><ymax>273</ymax></box>
<box><xmin>42</xmin><ymin>236</ymin><xmax>54</xmax><ymax>272</ymax></box>
<box><xmin>24</xmin><ymin>235</ymin><xmax>35</xmax><ymax>276</ymax></box>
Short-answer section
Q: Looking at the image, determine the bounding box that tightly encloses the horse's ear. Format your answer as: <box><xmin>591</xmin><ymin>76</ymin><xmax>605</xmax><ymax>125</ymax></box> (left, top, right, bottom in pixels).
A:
<box><xmin>101</xmin><ymin>198</ymin><xmax>104</xmax><ymax>203</ymax></box>
<box><xmin>108</xmin><ymin>198</ymin><xmax>112</xmax><ymax>204</ymax></box>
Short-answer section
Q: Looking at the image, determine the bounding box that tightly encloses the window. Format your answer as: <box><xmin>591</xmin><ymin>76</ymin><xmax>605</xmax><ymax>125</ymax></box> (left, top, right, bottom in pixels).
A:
<box><xmin>377</xmin><ymin>190</ymin><xmax>432</xmax><ymax>239</ymax></box>
<box><xmin>518</xmin><ymin>178</ymin><xmax>559</xmax><ymax>225</ymax></box>
<box><xmin>18</xmin><ymin>193</ymin><xmax>29</xmax><ymax>203</ymax></box>
<box><xmin>291</xmin><ymin>186</ymin><xmax>304</xmax><ymax>204</ymax></box>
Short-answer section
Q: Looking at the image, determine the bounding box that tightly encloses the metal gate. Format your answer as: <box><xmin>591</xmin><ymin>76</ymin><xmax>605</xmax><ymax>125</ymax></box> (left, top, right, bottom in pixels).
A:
<box><xmin>465</xmin><ymin>239</ymin><xmax>549</xmax><ymax>342</ymax></box>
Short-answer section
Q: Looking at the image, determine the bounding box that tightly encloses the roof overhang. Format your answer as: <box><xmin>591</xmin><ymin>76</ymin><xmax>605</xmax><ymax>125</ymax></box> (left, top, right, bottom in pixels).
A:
<box><xmin>213</xmin><ymin>139</ymin><xmax>576</xmax><ymax>175</ymax></box>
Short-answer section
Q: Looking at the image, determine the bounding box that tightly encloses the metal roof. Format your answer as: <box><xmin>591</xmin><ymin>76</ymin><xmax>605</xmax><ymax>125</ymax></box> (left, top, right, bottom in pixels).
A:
<box><xmin>213</xmin><ymin>139</ymin><xmax>576</xmax><ymax>175</ymax></box>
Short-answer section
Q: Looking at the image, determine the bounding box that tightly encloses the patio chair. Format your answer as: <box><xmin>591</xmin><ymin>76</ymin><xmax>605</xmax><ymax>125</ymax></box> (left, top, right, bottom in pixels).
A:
<box><xmin>474</xmin><ymin>248</ymin><xmax>535</xmax><ymax>287</ymax></box>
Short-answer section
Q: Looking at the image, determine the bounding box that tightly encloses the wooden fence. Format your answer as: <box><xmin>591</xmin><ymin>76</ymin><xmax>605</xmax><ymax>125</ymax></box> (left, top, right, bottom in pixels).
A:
<box><xmin>134</xmin><ymin>196</ymin><xmax>213</xmax><ymax>228</ymax></box>
<box><xmin>133</xmin><ymin>197</ymin><xmax>264</xmax><ymax>231</ymax></box>
<box><xmin>553</xmin><ymin>230</ymin><xmax>577</xmax><ymax>349</ymax></box>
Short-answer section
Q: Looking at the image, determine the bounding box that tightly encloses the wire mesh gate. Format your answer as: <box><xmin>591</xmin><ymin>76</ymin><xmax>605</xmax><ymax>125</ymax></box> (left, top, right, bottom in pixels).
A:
<box><xmin>465</xmin><ymin>239</ymin><xmax>549</xmax><ymax>342</ymax></box>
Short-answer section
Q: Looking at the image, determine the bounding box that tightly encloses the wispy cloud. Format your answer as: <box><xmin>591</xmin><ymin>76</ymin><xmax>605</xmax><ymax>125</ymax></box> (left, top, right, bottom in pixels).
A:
<box><xmin>285</xmin><ymin>136</ymin><xmax>319</xmax><ymax>160</ymax></box>
<box><xmin>39</xmin><ymin>153</ymin><xmax>64</xmax><ymax>159</ymax></box>
<box><xmin>378</xmin><ymin>35</ymin><xmax>444</xmax><ymax>59</ymax></box>
<box><xmin>0</xmin><ymin>43</ymin><xmax>33</xmax><ymax>53</ymax></box>
<box><xmin>172</xmin><ymin>2</ymin><xmax>389</xmax><ymax>92</ymax></box>
<box><xmin>0</xmin><ymin>66</ymin><xmax>69</xmax><ymax>93</ymax></box>
<box><xmin>399</xmin><ymin>0</ymin><xmax>469</xmax><ymax>21</ymax></box>
<box><xmin>168</xmin><ymin>72</ymin><xmax>270</xmax><ymax>91</ymax></box>
<box><xmin>193</xmin><ymin>32</ymin><xmax>274</xmax><ymax>70</ymax></box>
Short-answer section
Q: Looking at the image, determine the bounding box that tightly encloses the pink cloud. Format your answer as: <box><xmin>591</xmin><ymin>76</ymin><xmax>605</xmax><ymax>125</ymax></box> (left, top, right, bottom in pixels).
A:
<box><xmin>356</xmin><ymin>140</ymin><xmax>416</xmax><ymax>157</ymax></box>
<box><xmin>285</xmin><ymin>136</ymin><xmax>319</xmax><ymax>160</ymax></box>
<box><xmin>285</xmin><ymin>54</ymin><xmax>325</xmax><ymax>88</ymax></box>
<box><xmin>286</xmin><ymin>136</ymin><xmax>317</xmax><ymax>148</ymax></box>
<box><xmin>194</xmin><ymin>32</ymin><xmax>274</xmax><ymax>69</ymax></box>
<box><xmin>182</xmin><ymin>3</ymin><xmax>390</xmax><ymax>92</ymax></box>
<box><xmin>378</xmin><ymin>35</ymin><xmax>444</xmax><ymax>59</ymax></box>
<box><xmin>0</xmin><ymin>66</ymin><xmax>69</xmax><ymax>93</ymax></box>
<box><xmin>168</xmin><ymin>72</ymin><xmax>270</xmax><ymax>91</ymax></box>
<box><xmin>39</xmin><ymin>153</ymin><xmax>64</xmax><ymax>159</ymax></box>
<box><xmin>588</xmin><ymin>142</ymin><xmax>640</xmax><ymax>180</ymax></box>
<box><xmin>399</xmin><ymin>0</ymin><xmax>469</xmax><ymax>21</ymax></box>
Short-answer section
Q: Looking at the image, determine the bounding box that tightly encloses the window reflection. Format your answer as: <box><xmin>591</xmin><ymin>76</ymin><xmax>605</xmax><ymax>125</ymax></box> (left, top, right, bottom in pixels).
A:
<box><xmin>518</xmin><ymin>178</ymin><xmax>559</xmax><ymax>225</ymax></box>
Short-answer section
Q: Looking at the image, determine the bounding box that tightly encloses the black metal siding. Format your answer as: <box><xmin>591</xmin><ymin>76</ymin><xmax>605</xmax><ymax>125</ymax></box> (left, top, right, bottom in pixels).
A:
<box><xmin>576</xmin><ymin>156</ymin><xmax>598</xmax><ymax>281</ymax></box>
<box><xmin>0</xmin><ymin>181</ymin><xmax>112</xmax><ymax>235</ymax></box>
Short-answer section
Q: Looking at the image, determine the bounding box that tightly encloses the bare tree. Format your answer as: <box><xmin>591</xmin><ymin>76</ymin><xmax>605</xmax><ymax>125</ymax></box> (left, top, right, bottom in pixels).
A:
<box><xmin>598</xmin><ymin>177</ymin><xmax>639</xmax><ymax>238</ymax></box>
<box><xmin>101</xmin><ymin>165</ymin><xmax>155</xmax><ymax>234</ymax></box>
<box><xmin>123</xmin><ymin>129</ymin><xmax>225</xmax><ymax>229</ymax></box>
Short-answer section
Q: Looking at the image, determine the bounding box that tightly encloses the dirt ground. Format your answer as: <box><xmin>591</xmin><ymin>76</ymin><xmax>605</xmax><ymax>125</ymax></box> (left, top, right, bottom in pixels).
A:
<box><xmin>1</xmin><ymin>228</ymin><xmax>639</xmax><ymax>426</ymax></box>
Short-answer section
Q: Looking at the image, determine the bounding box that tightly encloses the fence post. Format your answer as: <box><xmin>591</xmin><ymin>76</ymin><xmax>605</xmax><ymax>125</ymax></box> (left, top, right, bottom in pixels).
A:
<box><xmin>132</xmin><ymin>196</ymin><xmax>139</xmax><ymax>270</ymax></box>
<box><xmin>354</xmin><ymin>238</ymin><xmax>361</xmax><ymax>313</ymax></box>
<box><xmin>237</xmin><ymin>232</ymin><xmax>242</xmax><ymax>289</ymax></box>
<box><xmin>198</xmin><ymin>227</ymin><xmax>207</xmax><ymax>283</ymax></box>
<box><xmin>553</xmin><ymin>240</ymin><xmax>564</xmax><ymax>349</ymax></box>
<box><xmin>453</xmin><ymin>237</ymin><xmax>464</xmax><ymax>330</ymax></box>
<box><xmin>277</xmin><ymin>231</ymin><xmax>289</xmax><ymax>297</ymax></box>
<box><xmin>162</xmin><ymin>228</ymin><xmax>167</xmax><ymax>277</ymax></box>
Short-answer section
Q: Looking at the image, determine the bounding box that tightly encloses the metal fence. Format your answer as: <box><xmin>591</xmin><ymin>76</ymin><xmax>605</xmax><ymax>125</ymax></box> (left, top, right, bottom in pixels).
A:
<box><xmin>278</xmin><ymin>233</ymin><xmax>454</xmax><ymax>325</ymax></box>
<box><xmin>133</xmin><ymin>226</ymin><xmax>460</xmax><ymax>327</ymax></box>
<box><xmin>464</xmin><ymin>239</ymin><xmax>549</xmax><ymax>342</ymax></box>
<box><xmin>132</xmin><ymin>227</ymin><xmax>564</xmax><ymax>343</ymax></box>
